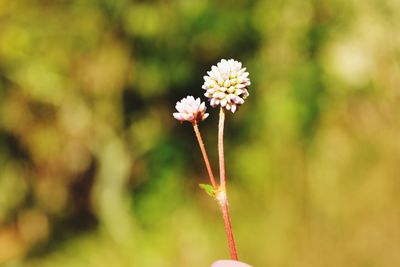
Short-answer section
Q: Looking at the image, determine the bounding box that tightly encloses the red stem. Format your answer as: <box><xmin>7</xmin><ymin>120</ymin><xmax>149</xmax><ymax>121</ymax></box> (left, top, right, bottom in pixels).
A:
<box><xmin>193</xmin><ymin>122</ymin><xmax>217</xmax><ymax>189</ymax></box>
<box><xmin>218</xmin><ymin>108</ymin><xmax>226</xmax><ymax>191</ymax></box>
<box><xmin>217</xmin><ymin>108</ymin><xmax>238</xmax><ymax>260</ymax></box>
<box><xmin>218</xmin><ymin>192</ymin><xmax>238</xmax><ymax>260</ymax></box>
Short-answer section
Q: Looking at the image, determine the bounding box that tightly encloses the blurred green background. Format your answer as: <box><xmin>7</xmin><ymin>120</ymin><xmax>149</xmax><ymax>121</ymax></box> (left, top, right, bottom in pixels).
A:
<box><xmin>0</xmin><ymin>0</ymin><xmax>399</xmax><ymax>266</ymax></box>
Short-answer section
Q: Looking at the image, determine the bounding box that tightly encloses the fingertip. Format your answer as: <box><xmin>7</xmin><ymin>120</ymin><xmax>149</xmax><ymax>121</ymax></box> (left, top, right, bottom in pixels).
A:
<box><xmin>211</xmin><ymin>260</ymin><xmax>253</xmax><ymax>267</ymax></box>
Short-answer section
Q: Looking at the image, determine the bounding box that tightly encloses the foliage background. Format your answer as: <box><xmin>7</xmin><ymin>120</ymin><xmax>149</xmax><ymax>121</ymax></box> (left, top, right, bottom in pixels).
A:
<box><xmin>0</xmin><ymin>0</ymin><xmax>399</xmax><ymax>266</ymax></box>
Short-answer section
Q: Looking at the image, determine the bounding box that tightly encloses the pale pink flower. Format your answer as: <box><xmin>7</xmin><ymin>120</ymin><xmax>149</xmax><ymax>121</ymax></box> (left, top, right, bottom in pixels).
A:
<box><xmin>173</xmin><ymin>96</ymin><xmax>209</xmax><ymax>123</ymax></box>
<box><xmin>202</xmin><ymin>59</ymin><xmax>250</xmax><ymax>113</ymax></box>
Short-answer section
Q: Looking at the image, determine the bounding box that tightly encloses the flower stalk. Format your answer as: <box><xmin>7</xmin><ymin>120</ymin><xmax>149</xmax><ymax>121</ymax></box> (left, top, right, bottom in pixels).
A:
<box><xmin>193</xmin><ymin>122</ymin><xmax>217</xmax><ymax>189</ymax></box>
<box><xmin>218</xmin><ymin>108</ymin><xmax>226</xmax><ymax>191</ymax></box>
<box><xmin>217</xmin><ymin>190</ymin><xmax>238</xmax><ymax>260</ymax></box>
<box><xmin>217</xmin><ymin>107</ymin><xmax>238</xmax><ymax>260</ymax></box>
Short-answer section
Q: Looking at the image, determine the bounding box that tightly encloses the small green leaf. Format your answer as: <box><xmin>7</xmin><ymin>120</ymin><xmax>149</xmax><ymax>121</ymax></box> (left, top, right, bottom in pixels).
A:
<box><xmin>199</xmin><ymin>183</ymin><xmax>215</xmax><ymax>197</ymax></box>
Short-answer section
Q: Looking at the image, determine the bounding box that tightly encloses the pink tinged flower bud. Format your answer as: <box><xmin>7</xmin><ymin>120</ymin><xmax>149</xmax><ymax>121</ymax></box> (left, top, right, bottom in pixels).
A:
<box><xmin>173</xmin><ymin>96</ymin><xmax>209</xmax><ymax>124</ymax></box>
<box><xmin>202</xmin><ymin>59</ymin><xmax>250</xmax><ymax>113</ymax></box>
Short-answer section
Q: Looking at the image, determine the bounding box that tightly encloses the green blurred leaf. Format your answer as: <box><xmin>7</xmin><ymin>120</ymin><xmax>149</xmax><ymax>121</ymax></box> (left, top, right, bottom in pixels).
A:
<box><xmin>198</xmin><ymin>183</ymin><xmax>215</xmax><ymax>198</ymax></box>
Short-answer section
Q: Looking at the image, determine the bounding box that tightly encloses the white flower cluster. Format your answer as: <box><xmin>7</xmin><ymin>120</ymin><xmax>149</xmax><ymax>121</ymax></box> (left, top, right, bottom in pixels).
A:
<box><xmin>202</xmin><ymin>59</ymin><xmax>250</xmax><ymax>113</ymax></box>
<box><xmin>173</xmin><ymin>96</ymin><xmax>209</xmax><ymax>123</ymax></box>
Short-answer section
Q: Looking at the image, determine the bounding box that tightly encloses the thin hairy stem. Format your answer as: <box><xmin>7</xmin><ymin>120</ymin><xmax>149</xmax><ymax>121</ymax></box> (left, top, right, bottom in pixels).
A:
<box><xmin>218</xmin><ymin>192</ymin><xmax>238</xmax><ymax>260</ymax></box>
<box><xmin>218</xmin><ymin>108</ymin><xmax>226</xmax><ymax>190</ymax></box>
<box><xmin>193</xmin><ymin>122</ymin><xmax>217</xmax><ymax>189</ymax></box>
<box><xmin>217</xmin><ymin>108</ymin><xmax>238</xmax><ymax>260</ymax></box>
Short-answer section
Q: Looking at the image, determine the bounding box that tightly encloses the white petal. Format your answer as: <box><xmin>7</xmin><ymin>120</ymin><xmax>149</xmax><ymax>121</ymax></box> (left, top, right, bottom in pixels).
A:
<box><xmin>204</xmin><ymin>76</ymin><xmax>212</xmax><ymax>83</ymax></box>
<box><xmin>235</xmin><ymin>89</ymin><xmax>244</xmax><ymax>95</ymax></box>
<box><xmin>227</xmin><ymin>86</ymin><xmax>235</xmax><ymax>93</ymax></box>
<box><xmin>228</xmin><ymin>94</ymin><xmax>237</xmax><ymax>100</ymax></box>
<box><xmin>173</xmin><ymin>113</ymin><xmax>183</xmax><ymax>121</ymax></box>
<box><xmin>234</xmin><ymin>96</ymin><xmax>243</xmax><ymax>104</ymax></box>
<box><xmin>207</xmin><ymin>88</ymin><xmax>216</xmax><ymax>94</ymax></box>
<box><xmin>210</xmin><ymin>98</ymin><xmax>216</xmax><ymax>107</ymax></box>
<box><xmin>181</xmin><ymin>104</ymin><xmax>191</xmax><ymax>114</ymax></box>
<box><xmin>221</xmin><ymin>98</ymin><xmax>227</xmax><ymax>107</ymax></box>
<box><xmin>217</xmin><ymin>92</ymin><xmax>226</xmax><ymax>99</ymax></box>
<box><xmin>199</xmin><ymin>102</ymin><xmax>206</xmax><ymax>112</ymax></box>
<box><xmin>181</xmin><ymin>113</ymin><xmax>191</xmax><ymax>121</ymax></box>
<box><xmin>237</xmin><ymin>83</ymin><xmax>246</xmax><ymax>89</ymax></box>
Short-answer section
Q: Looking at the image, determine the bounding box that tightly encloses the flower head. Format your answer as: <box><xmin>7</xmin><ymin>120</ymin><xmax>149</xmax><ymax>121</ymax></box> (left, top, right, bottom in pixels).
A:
<box><xmin>173</xmin><ymin>96</ymin><xmax>209</xmax><ymax>123</ymax></box>
<box><xmin>202</xmin><ymin>59</ymin><xmax>250</xmax><ymax>113</ymax></box>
